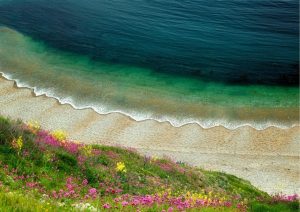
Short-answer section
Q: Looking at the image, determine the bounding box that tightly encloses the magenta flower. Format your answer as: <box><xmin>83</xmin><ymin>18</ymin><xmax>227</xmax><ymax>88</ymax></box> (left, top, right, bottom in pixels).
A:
<box><xmin>26</xmin><ymin>182</ymin><xmax>38</xmax><ymax>188</ymax></box>
<box><xmin>52</xmin><ymin>191</ymin><xmax>58</xmax><ymax>199</ymax></box>
<box><xmin>89</xmin><ymin>188</ymin><xmax>97</xmax><ymax>198</ymax></box>
<box><xmin>103</xmin><ymin>203</ymin><xmax>111</xmax><ymax>209</ymax></box>
<box><xmin>167</xmin><ymin>207</ymin><xmax>174</xmax><ymax>212</ymax></box>
<box><xmin>92</xmin><ymin>149</ymin><xmax>102</xmax><ymax>156</ymax></box>
<box><xmin>121</xmin><ymin>201</ymin><xmax>129</xmax><ymax>207</ymax></box>
<box><xmin>63</xmin><ymin>142</ymin><xmax>81</xmax><ymax>154</ymax></box>
<box><xmin>82</xmin><ymin>179</ymin><xmax>88</xmax><ymax>186</ymax></box>
<box><xmin>77</xmin><ymin>155</ymin><xmax>86</xmax><ymax>165</ymax></box>
<box><xmin>132</xmin><ymin>199</ymin><xmax>140</xmax><ymax>206</ymax></box>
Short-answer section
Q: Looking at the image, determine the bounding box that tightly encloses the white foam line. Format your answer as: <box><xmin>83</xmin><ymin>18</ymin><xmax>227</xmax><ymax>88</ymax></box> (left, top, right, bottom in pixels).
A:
<box><xmin>1</xmin><ymin>71</ymin><xmax>299</xmax><ymax>131</ymax></box>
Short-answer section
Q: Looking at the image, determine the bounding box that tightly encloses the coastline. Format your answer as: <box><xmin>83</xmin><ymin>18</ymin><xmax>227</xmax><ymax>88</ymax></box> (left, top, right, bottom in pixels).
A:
<box><xmin>1</xmin><ymin>71</ymin><xmax>298</xmax><ymax>131</ymax></box>
<box><xmin>0</xmin><ymin>76</ymin><xmax>299</xmax><ymax>194</ymax></box>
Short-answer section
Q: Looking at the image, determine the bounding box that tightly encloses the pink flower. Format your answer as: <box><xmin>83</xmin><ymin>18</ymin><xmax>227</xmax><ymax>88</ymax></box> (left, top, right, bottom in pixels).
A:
<box><xmin>92</xmin><ymin>149</ymin><xmax>101</xmax><ymax>155</ymax></box>
<box><xmin>23</xmin><ymin>150</ymin><xmax>29</xmax><ymax>157</ymax></box>
<box><xmin>64</xmin><ymin>192</ymin><xmax>70</xmax><ymax>197</ymax></box>
<box><xmin>167</xmin><ymin>207</ymin><xmax>174</xmax><ymax>212</ymax></box>
<box><xmin>64</xmin><ymin>142</ymin><xmax>81</xmax><ymax>154</ymax></box>
<box><xmin>114</xmin><ymin>197</ymin><xmax>121</xmax><ymax>202</ymax></box>
<box><xmin>82</xmin><ymin>179</ymin><xmax>88</xmax><ymax>186</ymax></box>
<box><xmin>89</xmin><ymin>188</ymin><xmax>97</xmax><ymax>198</ymax></box>
<box><xmin>26</xmin><ymin>182</ymin><xmax>38</xmax><ymax>188</ymax></box>
<box><xmin>224</xmin><ymin>201</ymin><xmax>232</xmax><ymax>207</ymax></box>
<box><xmin>106</xmin><ymin>151</ymin><xmax>118</xmax><ymax>159</ymax></box>
<box><xmin>132</xmin><ymin>199</ymin><xmax>140</xmax><ymax>206</ymax></box>
<box><xmin>121</xmin><ymin>201</ymin><xmax>129</xmax><ymax>207</ymax></box>
<box><xmin>103</xmin><ymin>203</ymin><xmax>111</xmax><ymax>209</ymax></box>
<box><xmin>77</xmin><ymin>155</ymin><xmax>86</xmax><ymax>165</ymax></box>
<box><xmin>52</xmin><ymin>191</ymin><xmax>58</xmax><ymax>199</ymax></box>
<box><xmin>177</xmin><ymin>205</ymin><xmax>184</xmax><ymax>210</ymax></box>
<box><xmin>115</xmin><ymin>188</ymin><xmax>123</xmax><ymax>193</ymax></box>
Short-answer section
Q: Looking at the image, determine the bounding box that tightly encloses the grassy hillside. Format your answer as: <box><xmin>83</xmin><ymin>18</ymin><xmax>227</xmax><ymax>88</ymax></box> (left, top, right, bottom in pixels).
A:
<box><xmin>0</xmin><ymin>115</ymin><xmax>298</xmax><ymax>211</ymax></box>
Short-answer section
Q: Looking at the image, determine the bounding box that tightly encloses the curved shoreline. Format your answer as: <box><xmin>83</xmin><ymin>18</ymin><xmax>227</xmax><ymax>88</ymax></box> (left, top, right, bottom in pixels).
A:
<box><xmin>1</xmin><ymin>72</ymin><xmax>298</xmax><ymax>131</ymax></box>
<box><xmin>0</xmin><ymin>76</ymin><xmax>299</xmax><ymax>195</ymax></box>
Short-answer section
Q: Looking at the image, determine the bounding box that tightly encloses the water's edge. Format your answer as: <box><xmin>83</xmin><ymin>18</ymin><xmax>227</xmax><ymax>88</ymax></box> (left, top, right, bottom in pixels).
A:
<box><xmin>1</xmin><ymin>72</ymin><xmax>298</xmax><ymax>131</ymax></box>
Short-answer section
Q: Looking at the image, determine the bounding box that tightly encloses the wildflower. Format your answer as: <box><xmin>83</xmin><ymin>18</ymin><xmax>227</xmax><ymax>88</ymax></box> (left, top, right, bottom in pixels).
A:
<box><xmin>64</xmin><ymin>142</ymin><xmax>81</xmax><ymax>154</ymax></box>
<box><xmin>23</xmin><ymin>150</ymin><xmax>29</xmax><ymax>157</ymax></box>
<box><xmin>88</xmin><ymin>188</ymin><xmax>97</xmax><ymax>198</ymax></box>
<box><xmin>92</xmin><ymin>149</ymin><xmax>101</xmax><ymax>156</ymax></box>
<box><xmin>106</xmin><ymin>150</ymin><xmax>118</xmax><ymax>159</ymax></box>
<box><xmin>82</xmin><ymin>179</ymin><xmax>88</xmax><ymax>186</ymax></box>
<box><xmin>103</xmin><ymin>203</ymin><xmax>111</xmax><ymax>209</ymax></box>
<box><xmin>51</xmin><ymin>130</ymin><xmax>67</xmax><ymax>142</ymax></box>
<box><xmin>73</xmin><ymin>203</ymin><xmax>97</xmax><ymax>211</ymax></box>
<box><xmin>12</xmin><ymin>136</ymin><xmax>23</xmax><ymax>154</ymax></box>
<box><xmin>52</xmin><ymin>191</ymin><xmax>58</xmax><ymax>199</ymax></box>
<box><xmin>116</xmin><ymin>162</ymin><xmax>127</xmax><ymax>173</ymax></box>
<box><xmin>77</xmin><ymin>155</ymin><xmax>86</xmax><ymax>165</ymax></box>
<box><xmin>121</xmin><ymin>201</ymin><xmax>129</xmax><ymax>207</ymax></box>
<box><xmin>27</xmin><ymin>120</ymin><xmax>40</xmax><ymax>132</ymax></box>
<box><xmin>26</xmin><ymin>182</ymin><xmax>38</xmax><ymax>188</ymax></box>
<box><xmin>81</xmin><ymin>145</ymin><xmax>93</xmax><ymax>156</ymax></box>
<box><xmin>167</xmin><ymin>207</ymin><xmax>174</xmax><ymax>212</ymax></box>
<box><xmin>150</xmin><ymin>156</ymin><xmax>158</xmax><ymax>163</ymax></box>
<box><xmin>42</xmin><ymin>194</ymin><xmax>49</xmax><ymax>199</ymax></box>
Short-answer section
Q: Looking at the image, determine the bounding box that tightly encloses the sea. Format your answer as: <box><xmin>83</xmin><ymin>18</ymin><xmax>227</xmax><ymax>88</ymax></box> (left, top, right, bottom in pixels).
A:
<box><xmin>0</xmin><ymin>0</ymin><xmax>299</xmax><ymax>129</ymax></box>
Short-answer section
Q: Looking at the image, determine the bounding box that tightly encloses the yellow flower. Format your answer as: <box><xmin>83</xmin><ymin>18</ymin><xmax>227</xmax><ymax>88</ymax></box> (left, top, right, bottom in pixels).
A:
<box><xmin>116</xmin><ymin>162</ymin><xmax>126</xmax><ymax>173</ymax></box>
<box><xmin>12</xmin><ymin>136</ymin><xmax>23</xmax><ymax>154</ymax></box>
<box><xmin>150</xmin><ymin>156</ymin><xmax>158</xmax><ymax>163</ymax></box>
<box><xmin>16</xmin><ymin>136</ymin><xmax>23</xmax><ymax>149</ymax></box>
<box><xmin>186</xmin><ymin>191</ymin><xmax>191</xmax><ymax>197</ymax></box>
<box><xmin>81</xmin><ymin>145</ymin><xmax>93</xmax><ymax>156</ymax></box>
<box><xmin>52</xmin><ymin>130</ymin><xmax>67</xmax><ymax>141</ymax></box>
<box><xmin>27</xmin><ymin>120</ymin><xmax>40</xmax><ymax>132</ymax></box>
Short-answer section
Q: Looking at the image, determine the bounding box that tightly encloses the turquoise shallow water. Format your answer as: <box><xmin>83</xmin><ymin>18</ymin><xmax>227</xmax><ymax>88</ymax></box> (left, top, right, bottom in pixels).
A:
<box><xmin>0</xmin><ymin>0</ymin><xmax>299</xmax><ymax>129</ymax></box>
<box><xmin>0</xmin><ymin>27</ymin><xmax>298</xmax><ymax>129</ymax></box>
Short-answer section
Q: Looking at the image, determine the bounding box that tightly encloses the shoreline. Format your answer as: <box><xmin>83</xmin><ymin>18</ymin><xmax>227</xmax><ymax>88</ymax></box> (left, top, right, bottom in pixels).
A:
<box><xmin>0</xmin><ymin>76</ymin><xmax>299</xmax><ymax>194</ymax></box>
<box><xmin>1</xmin><ymin>72</ymin><xmax>299</xmax><ymax>131</ymax></box>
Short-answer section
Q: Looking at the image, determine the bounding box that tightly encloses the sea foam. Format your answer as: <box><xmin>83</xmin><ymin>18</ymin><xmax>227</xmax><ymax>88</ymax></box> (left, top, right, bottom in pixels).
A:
<box><xmin>1</xmin><ymin>71</ymin><xmax>298</xmax><ymax>131</ymax></box>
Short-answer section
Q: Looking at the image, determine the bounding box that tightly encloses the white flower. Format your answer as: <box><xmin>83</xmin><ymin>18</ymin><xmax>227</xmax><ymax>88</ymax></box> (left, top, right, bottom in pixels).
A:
<box><xmin>73</xmin><ymin>203</ymin><xmax>97</xmax><ymax>211</ymax></box>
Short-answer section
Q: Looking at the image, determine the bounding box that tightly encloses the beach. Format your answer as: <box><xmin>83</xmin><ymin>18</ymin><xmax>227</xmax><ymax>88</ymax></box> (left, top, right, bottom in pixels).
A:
<box><xmin>0</xmin><ymin>76</ymin><xmax>299</xmax><ymax>195</ymax></box>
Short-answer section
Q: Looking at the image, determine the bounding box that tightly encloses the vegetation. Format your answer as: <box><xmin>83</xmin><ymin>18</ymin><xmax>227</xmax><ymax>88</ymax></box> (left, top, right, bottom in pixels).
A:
<box><xmin>0</xmin><ymin>115</ymin><xmax>298</xmax><ymax>211</ymax></box>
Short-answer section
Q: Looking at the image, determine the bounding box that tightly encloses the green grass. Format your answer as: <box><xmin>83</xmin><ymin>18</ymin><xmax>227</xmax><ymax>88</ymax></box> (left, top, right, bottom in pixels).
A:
<box><xmin>249</xmin><ymin>201</ymin><xmax>300</xmax><ymax>212</ymax></box>
<box><xmin>0</xmin><ymin>191</ymin><xmax>66</xmax><ymax>212</ymax></box>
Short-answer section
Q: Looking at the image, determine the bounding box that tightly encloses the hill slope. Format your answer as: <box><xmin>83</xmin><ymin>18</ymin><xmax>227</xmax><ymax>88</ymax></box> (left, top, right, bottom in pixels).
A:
<box><xmin>0</xmin><ymin>115</ymin><xmax>298</xmax><ymax>211</ymax></box>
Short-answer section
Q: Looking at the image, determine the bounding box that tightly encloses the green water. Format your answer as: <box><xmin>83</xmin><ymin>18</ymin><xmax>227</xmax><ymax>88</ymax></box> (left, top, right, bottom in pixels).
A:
<box><xmin>0</xmin><ymin>27</ymin><xmax>298</xmax><ymax>129</ymax></box>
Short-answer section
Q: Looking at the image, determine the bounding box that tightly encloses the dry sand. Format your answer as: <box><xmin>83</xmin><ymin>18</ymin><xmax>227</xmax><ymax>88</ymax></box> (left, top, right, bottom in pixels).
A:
<box><xmin>0</xmin><ymin>77</ymin><xmax>299</xmax><ymax>194</ymax></box>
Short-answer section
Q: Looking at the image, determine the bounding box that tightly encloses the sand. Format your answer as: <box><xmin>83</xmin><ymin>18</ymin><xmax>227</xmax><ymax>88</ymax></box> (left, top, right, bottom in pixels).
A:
<box><xmin>0</xmin><ymin>77</ymin><xmax>299</xmax><ymax>194</ymax></box>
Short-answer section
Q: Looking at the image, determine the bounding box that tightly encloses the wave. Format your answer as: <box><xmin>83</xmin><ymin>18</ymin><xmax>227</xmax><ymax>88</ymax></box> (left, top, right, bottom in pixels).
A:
<box><xmin>1</xmin><ymin>71</ymin><xmax>299</xmax><ymax>131</ymax></box>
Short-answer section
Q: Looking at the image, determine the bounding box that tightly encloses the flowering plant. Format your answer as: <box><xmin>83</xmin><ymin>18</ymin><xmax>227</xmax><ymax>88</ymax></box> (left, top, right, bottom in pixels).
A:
<box><xmin>51</xmin><ymin>130</ymin><xmax>67</xmax><ymax>142</ymax></box>
<box><xmin>11</xmin><ymin>136</ymin><xmax>23</xmax><ymax>154</ymax></box>
<box><xmin>116</xmin><ymin>162</ymin><xmax>127</xmax><ymax>173</ymax></box>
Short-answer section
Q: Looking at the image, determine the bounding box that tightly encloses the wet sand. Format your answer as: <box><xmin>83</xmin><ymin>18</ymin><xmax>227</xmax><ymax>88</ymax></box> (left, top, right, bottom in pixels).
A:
<box><xmin>0</xmin><ymin>77</ymin><xmax>299</xmax><ymax>194</ymax></box>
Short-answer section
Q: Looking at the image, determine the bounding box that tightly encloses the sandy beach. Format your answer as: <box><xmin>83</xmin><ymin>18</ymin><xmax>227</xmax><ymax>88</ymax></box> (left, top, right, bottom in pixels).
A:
<box><xmin>0</xmin><ymin>76</ymin><xmax>299</xmax><ymax>194</ymax></box>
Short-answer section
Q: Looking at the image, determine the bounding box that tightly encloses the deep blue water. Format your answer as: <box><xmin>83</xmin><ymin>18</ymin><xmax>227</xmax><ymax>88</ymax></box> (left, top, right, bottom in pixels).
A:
<box><xmin>0</xmin><ymin>0</ymin><xmax>299</xmax><ymax>85</ymax></box>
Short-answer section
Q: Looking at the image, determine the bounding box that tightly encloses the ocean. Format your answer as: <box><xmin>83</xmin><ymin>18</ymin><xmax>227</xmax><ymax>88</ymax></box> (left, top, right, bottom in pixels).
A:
<box><xmin>0</xmin><ymin>0</ymin><xmax>299</xmax><ymax>129</ymax></box>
